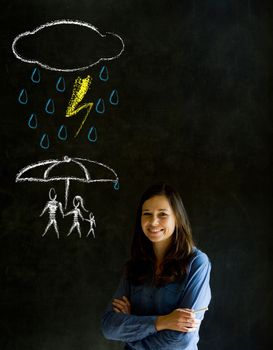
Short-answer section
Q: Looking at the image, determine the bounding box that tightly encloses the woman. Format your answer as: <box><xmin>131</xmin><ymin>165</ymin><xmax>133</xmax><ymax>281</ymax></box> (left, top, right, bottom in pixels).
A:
<box><xmin>65</xmin><ymin>195</ymin><xmax>88</xmax><ymax>237</ymax></box>
<box><xmin>101</xmin><ymin>183</ymin><xmax>211</xmax><ymax>350</ymax></box>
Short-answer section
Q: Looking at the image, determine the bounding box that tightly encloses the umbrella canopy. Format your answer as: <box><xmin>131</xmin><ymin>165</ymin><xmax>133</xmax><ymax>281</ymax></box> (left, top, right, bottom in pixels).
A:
<box><xmin>16</xmin><ymin>155</ymin><xmax>119</xmax><ymax>208</ymax></box>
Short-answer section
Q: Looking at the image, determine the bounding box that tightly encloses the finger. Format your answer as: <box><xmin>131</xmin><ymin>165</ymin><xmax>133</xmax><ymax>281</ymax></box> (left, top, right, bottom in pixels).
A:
<box><xmin>112</xmin><ymin>304</ymin><xmax>127</xmax><ymax>313</ymax></box>
<box><xmin>179</xmin><ymin>324</ymin><xmax>198</xmax><ymax>332</ymax></box>
<box><xmin>112</xmin><ymin>303</ymin><xmax>123</xmax><ymax>311</ymax></box>
<box><xmin>177</xmin><ymin>309</ymin><xmax>195</xmax><ymax>318</ymax></box>
<box><xmin>187</xmin><ymin>321</ymin><xmax>199</xmax><ymax>328</ymax></box>
<box><xmin>179</xmin><ymin>321</ymin><xmax>196</xmax><ymax>327</ymax></box>
<box><xmin>112</xmin><ymin>307</ymin><xmax>121</xmax><ymax>313</ymax></box>
<box><xmin>177</xmin><ymin>315</ymin><xmax>196</xmax><ymax>324</ymax></box>
<box><xmin>122</xmin><ymin>296</ymin><xmax>129</xmax><ymax>305</ymax></box>
<box><xmin>184</xmin><ymin>327</ymin><xmax>197</xmax><ymax>333</ymax></box>
<box><xmin>112</xmin><ymin>299</ymin><xmax>127</xmax><ymax>308</ymax></box>
<box><xmin>183</xmin><ymin>308</ymin><xmax>194</xmax><ymax>312</ymax></box>
<box><xmin>179</xmin><ymin>327</ymin><xmax>192</xmax><ymax>332</ymax></box>
<box><xmin>177</xmin><ymin>308</ymin><xmax>193</xmax><ymax>312</ymax></box>
<box><xmin>112</xmin><ymin>299</ymin><xmax>126</xmax><ymax>306</ymax></box>
<box><xmin>113</xmin><ymin>304</ymin><xmax>128</xmax><ymax>313</ymax></box>
<box><xmin>187</xmin><ymin>316</ymin><xmax>197</xmax><ymax>323</ymax></box>
<box><xmin>122</xmin><ymin>298</ymin><xmax>131</xmax><ymax>312</ymax></box>
<box><xmin>113</xmin><ymin>298</ymin><xmax>126</xmax><ymax>304</ymax></box>
<box><xmin>113</xmin><ymin>297</ymin><xmax>128</xmax><ymax>304</ymax></box>
<box><xmin>178</xmin><ymin>320</ymin><xmax>199</xmax><ymax>328</ymax></box>
<box><xmin>112</xmin><ymin>301</ymin><xmax>129</xmax><ymax>312</ymax></box>
<box><xmin>188</xmin><ymin>319</ymin><xmax>200</xmax><ymax>326</ymax></box>
<box><xmin>122</xmin><ymin>296</ymin><xmax>131</xmax><ymax>305</ymax></box>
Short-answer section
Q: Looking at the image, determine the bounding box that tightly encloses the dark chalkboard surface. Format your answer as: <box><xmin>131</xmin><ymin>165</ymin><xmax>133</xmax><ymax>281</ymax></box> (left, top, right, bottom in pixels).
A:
<box><xmin>0</xmin><ymin>1</ymin><xmax>272</xmax><ymax>349</ymax></box>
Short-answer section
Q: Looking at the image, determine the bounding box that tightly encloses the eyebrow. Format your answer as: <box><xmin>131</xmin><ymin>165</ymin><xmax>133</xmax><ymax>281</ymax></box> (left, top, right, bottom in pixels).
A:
<box><xmin>142</xmin><ymin>209</ymin><xmax>169</xmax><ymax>212</ymax></box>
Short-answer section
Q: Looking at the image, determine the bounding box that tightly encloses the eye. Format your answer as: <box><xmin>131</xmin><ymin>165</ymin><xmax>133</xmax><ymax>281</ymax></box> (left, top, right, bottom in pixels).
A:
<box><xmin>142</xmin><ymin>212</ymin><xmax>151</xmax><ymax>216</ymax></box>
<box><xmin>159</xmin><ymin>212</ymin><xmax>168</xmax><ymax>217</ymax></box>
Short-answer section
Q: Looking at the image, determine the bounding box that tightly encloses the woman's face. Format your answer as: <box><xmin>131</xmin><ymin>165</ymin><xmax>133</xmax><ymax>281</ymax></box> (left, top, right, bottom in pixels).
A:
<box><xmin>141</xmin><ymin>195</ymin><xmax>176</xmax><ymax>246</ymax></box>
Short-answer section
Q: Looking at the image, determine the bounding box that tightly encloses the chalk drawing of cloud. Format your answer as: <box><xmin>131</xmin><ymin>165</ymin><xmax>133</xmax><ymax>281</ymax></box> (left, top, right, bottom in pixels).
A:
<box><xmin>12</xmin><ymin>19</ymin><xmax>125</xmax><ymax>72</ymax></box>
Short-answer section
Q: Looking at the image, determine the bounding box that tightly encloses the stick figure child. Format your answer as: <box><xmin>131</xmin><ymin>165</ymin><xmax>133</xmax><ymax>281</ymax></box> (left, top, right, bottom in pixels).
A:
<box><xmin>65</xmin><ymin>195</ymin><xmax>88</xmax><ymax>238</ymax></box>
<box><xmin>85</xmin><ymin>212</ymin><xmax>96</xmax><ymax>238</ymax></box>
<box><xmin>40</xmin><ymin>187</ymin><xmax>64</xmax><ymax>239</ymax></box>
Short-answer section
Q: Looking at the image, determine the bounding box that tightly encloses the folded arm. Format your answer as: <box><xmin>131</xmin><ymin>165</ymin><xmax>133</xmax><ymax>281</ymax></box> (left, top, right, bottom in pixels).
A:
<box><xmin>101</xmin><ymin>278</ymin><xmax>157</xmax><ymax>342</ymax></box>
<box><xmin>101</xmin><ymin>251</ymin><xmax>211</xmax><ymax>349</ymax></box>
<box><xmin>127</xmin><ymin>252</ymin><xmax>212</xmax><ymax>349</ymax></box>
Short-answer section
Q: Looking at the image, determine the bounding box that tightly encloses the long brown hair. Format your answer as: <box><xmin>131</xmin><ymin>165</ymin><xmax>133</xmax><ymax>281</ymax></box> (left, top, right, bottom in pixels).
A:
<box><xmin>125</xmin><ymin>183</ymin><xmax>195</xmax><ymax>286</ymax></box>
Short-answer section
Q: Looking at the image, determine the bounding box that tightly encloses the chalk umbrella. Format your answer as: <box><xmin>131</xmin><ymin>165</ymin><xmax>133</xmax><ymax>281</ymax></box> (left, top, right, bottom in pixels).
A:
<box><xmin>16</xmin><ymin>155</ymin><xmax>119</xmax><ymax>208</ymax></box>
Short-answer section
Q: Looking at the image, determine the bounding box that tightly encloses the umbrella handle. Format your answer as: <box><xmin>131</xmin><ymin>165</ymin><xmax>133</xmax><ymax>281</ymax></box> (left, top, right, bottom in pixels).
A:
<box><xmin>65</xmin><ymin>179</ymin><xmax>70</xmax><ymax>209</ymax></box>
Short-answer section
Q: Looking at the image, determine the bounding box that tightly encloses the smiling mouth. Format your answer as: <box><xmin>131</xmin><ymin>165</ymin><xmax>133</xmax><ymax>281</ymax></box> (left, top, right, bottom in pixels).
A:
<box><xmin>148</xmin><ymin>229</ymin><xmax>164</xmax><ymax>234</ymax></box>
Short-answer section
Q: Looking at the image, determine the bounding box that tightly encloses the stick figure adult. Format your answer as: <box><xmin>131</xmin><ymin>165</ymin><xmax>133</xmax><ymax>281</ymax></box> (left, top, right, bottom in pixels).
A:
<box><xmin>65</xmin><ymin>195</ymin><xmax>88</xmax><ymax>238</ymax></box>
<box><xmin>40</xmin><ymin>187</ymin><xmax>64</xmax><ymax>239</ymax></box>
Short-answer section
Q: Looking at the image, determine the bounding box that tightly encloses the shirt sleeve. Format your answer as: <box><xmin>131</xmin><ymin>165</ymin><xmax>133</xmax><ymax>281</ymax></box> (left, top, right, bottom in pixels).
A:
<box><xmin>101</xmin><ymin>276</ymin><xmax>158</xmax><ymax>342</ymax></box>
<box><xmin>126</xmin><ymin>251</ymin><xmax>212</xmax><ymax>350</ymax></box>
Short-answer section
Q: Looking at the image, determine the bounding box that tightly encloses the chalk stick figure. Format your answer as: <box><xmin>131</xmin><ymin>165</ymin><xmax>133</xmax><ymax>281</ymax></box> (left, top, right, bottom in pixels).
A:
<box><xmin>65</xmin><ymin>195</ymin><xmax>88</xmax><ymax>238</ymax></box>
<box><xmin>40</xmin><ymin>187</ymin><xmax>64</xmax><ymax>239</ymax></box>
<box><xmin>85</xmin><ymin>212</ymin><xmax>96</xmax><ymax>238</ymax></box>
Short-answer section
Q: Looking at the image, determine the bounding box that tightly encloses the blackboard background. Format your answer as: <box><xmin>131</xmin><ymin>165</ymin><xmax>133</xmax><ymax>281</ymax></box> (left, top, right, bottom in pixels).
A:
<box><xmin>0</xmin><ymin>1</ymin><xmax>272</xmax><ymax>349</ymax></box>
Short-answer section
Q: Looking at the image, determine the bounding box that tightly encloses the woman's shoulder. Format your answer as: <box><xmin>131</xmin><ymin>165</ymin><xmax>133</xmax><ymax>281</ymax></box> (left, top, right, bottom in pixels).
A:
<box><xmin>189</xmin><ymin>247</ymin><xmax>211</xmax><ymax>269</ymax></box>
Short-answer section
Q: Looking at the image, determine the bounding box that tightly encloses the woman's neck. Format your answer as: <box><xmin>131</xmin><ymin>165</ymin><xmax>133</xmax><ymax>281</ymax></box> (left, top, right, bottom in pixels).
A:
<box><xmin>153</xmin><ymin>242</ymin><xmax>168</xmax><ymax>266</ymax></box>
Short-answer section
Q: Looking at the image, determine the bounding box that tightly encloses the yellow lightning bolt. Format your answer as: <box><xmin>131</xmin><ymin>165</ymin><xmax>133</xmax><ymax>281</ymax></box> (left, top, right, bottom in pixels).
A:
<box><xmin>66</xmin><ymin>75</ymin><xmax>93</xmax><ymax>137</ymax></box>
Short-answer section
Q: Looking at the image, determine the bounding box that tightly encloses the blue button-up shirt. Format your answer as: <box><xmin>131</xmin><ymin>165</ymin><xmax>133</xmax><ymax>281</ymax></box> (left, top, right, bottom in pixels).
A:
<box><xmin>101</xmin><ymin>248</ymin><xmax>211</xmax><ymax>350</ymax></box>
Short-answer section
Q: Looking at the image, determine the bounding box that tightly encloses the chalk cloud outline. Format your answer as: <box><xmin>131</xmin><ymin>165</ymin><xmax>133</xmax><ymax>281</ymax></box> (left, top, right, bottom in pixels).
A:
<box><xmin>12</xmin><ymin>19</ymin><xmax>125</xmax><ymax>72</ymax></box>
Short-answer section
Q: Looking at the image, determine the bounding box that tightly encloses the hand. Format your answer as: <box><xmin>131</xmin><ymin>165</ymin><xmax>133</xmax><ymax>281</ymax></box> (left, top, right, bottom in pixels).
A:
<box><xmin>112</xmin><ymin>296</ymin><xmax>131</xmax><ymax>314</ymax></box>
<box><xmin>155</xmin><ymin>308</ymin><xmax>200</xmax><ymax>333</ymax></box>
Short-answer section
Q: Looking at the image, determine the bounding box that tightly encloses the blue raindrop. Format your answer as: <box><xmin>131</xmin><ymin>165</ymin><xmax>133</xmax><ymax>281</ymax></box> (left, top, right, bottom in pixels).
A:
<box><xmin>28</xmin><ymin>113</ymin><xmax>38</xmax><ymax>129</ymax></box>
<box><xmin>56</xmin><ymin>76</ymin><xmax>66</xmax><ymax>92</ymax></box>
<box><xmin>109</xmin><ymin>89</ymin><xmax>119</xmax><ymax>106</ymax></box>
<box><xmin>114</xmin><ymin>181</ymin><xmax>120</xmax><ymax>190</ymax></box>
<box><xmin>40</xmin><ymin>133</ymin><xmax>50</xmax><ymax>149</ymax></box>
<box><xmin>87</xmin><ymin>127</ymin><xmax>97</xmax><ymax>142</ymax></box>
<box><xmin>18</xmin><ymin>89</ymin><xmax>28</xmax><ymax>104</ymax></box>
<box><xmin>58</xmin><ymin>125</ymin><xmax>67</xmax><ymax>140</ymax></box>
<box><xmin>31</xmin><ymin>67</ymin><xmax>41</xmax><ymax>83</ymax></box>
<box><xmin>45</xmin><ymin>98</ymin><xmax>55</xmax><ymax>115</ymax></box>
<box><xmin>95</xmin><ymin>98</ymin><xmax>105</xmax><ymax>114</ymax></box>
<box><xmin>99</xmin><ymin>65</ymin><xmax>109</xmax><ymax>82</ymax></box>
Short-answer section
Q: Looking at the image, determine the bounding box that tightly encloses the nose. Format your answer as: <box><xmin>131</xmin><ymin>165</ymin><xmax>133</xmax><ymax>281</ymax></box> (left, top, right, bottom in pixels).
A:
<box><xmin>150</xmin><ymin>215</ymin><xmax>159</xmax><ymax>226</ymax></box>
